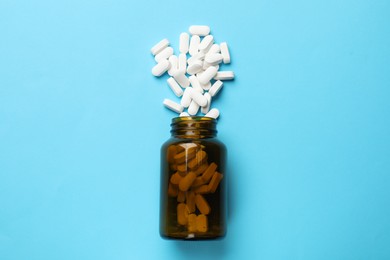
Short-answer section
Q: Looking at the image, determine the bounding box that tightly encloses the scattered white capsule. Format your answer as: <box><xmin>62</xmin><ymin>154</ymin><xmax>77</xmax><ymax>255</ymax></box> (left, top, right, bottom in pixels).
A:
<box><xmin>189</xmin><ymin>75</ymin><xmax>204</xmax><ymax>93</ymax></box>
<box><xmin>187</xmin><ymin>60</ymin><xmax>203</xmax><ymax>75</ymax></box>
<box><xmin>168</xmin><ymin>55</ymin><xmax>178</xmax><ymax>76</ymax></box>
<box><xmin>202</xmin><ymin>61</ymin><xmax>211</xmax><ymax>70</ymax></box>
<box><xmin>178</xmin><ymin>53</ymin><xmax>187</xmax><ymax>73</ymax></box>
<box><xmin>199</xmin><ymin>35</ymin><xmax>214</xmax><ymax>52</ymax></box>
<box><xmin>167</xmin><ymin>77</ymin><xmax>184</xmax><ymax>97</ymax></box>
<box><xmin>188</xmin><ymin>100</ymin><xmax>200</xmax><ymax>115</ymax></box>
<box><xmin>201</xmin><ymin>92</ymin><xmax>212</xmax><ymax>114</ymax></box>
<box><xmin>189</xmin><ymin>88</ymin><xmax>207</xmax><ymax>107</ymax></box>
<box><xmin>179</xmin><ymin>33</ymin><xmax>190</xmax><ymax>54</ymax></box>
<box><xmin>151</xmin><ymin>38</ymin><xmax>169</xmax><ymax>56</ymax></box>
<box><xmin>163</xmin><ymin>99</ymin><xmax>184</xmax><ymax>114</ymax></box>
<box><xmin>196</xmin><ymin>71</ymin><xmax>205</xmax><ymax>79</ymax></box>
<box><xmin>179</xmin><ymin>112</ymin><xmax>190</xmax><ymax>117</ymax></box>
<box><xmin>198</xmin><ymin>66</ymin><xmax>218</xmax><ymax>85</ymax></box>
<box><xmin>189</xmin><ymin>25</ymin><xmax>210</xmax><ymax>36</ymax></box>
<box><xmin>152</xmin><ymin>27</ymin><xmax>234</xmax><ymax>120</ymax></box>
<box><xmin>189</xmin><ymin>35</ymin><xmax>200</xmax><ymax>56</ymax></box>
<box><xmin>206</xmin><ymin>44</ymin><xmax>220</xmax><ymax>55</ymax></box>
<box><xmin>200</xmin><ymin>81</ymin><xmax>211</xmax><ymax>91</ymax></box>
<box><xmin>173</xmin><ymin>71</ymin><xmax>190</xmax><ymax>88</ymax></box>
<box><xmin>205</xmin><ymin>108</ymin><xmax>219</xmax><ymax>119</ymax></box>
<box><xmin>180</xmin><ymin>87</ymin><xmax>193</xmax><ymax>108</ymax></box>
<box><xmin>205</xmin><ymin>53</ymin><xmax>223</xmax><ymax>66</ymax></box>
<box><xmin>220</xmin><ymin>42</ymin><xmax>231</xmax><ymax>64</ymax></box>
<box><xmin>152</xmin><ymin>59</ymin><xmax>171</xmax><ymax>77</ymax></box>
<box><xmin>155</xmin><ymin>47</ymin><xmax>173</xmax><ymax>63</ymax></box>
<box><xmin>209</xmin><ymin>80</ymin><xmax>223</xmax><ymax>97</ymax></box>
<box><xmin>187</xmin><ymin>52</ymin><xmax>205</xmax><ymax>65</ymax></box>
<box><xmin>214</xmin><ymin>71</ymin><xmax>235</xmax><ymax>80</ymax></box>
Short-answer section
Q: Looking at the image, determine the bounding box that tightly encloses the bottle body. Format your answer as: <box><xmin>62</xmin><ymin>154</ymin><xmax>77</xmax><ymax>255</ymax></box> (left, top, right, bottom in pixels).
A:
<box><xmin>160</xmin><ymin>117</ymin><xmax>227</xmax><ymax>240</ymax></box>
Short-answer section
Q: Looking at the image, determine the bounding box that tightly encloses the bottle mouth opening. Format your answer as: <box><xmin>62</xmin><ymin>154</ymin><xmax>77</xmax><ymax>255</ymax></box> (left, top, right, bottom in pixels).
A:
<box><xmin>170</xmin><ymin>116</ymin><xmax>217</xmax><ymax>137</ymax></box>
<box><xmin>171</xmin><ymin>116</ymin><xmax>216</xmax><ymax>124</ymax></box>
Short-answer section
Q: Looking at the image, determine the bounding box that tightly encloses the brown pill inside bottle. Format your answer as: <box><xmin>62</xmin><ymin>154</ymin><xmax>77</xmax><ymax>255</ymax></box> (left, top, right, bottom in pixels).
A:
<box><xmin>170</xmin><ymin>172</ymin><xmax>183</xmax><ymax>185</ymax></box>
<box><xmin>186</xmin><ymin>191</ymin><xmax>196</xmax><ymax>213</ymax></box>
<box><xmin>174</xmin><ymin>146</ymin><xmax>197</xmax><ymax>164</ymax></box>
<box><xmin>179</xmin><ymin>171</ymin><xmax>197</xmax><ymax>191</ymax></box>
<box><xmin>177</xmin><ymin>203</ymin><xmax>189</xmax><ymax>225</ymax></box>
<box><xmin>196</xmin><ymin>214</ymin><xmax>208</xmax><ymax>232</ymax></box>
<box><xmin>187</xmin><ymin>214</ymin><xmax>197</xmax><ymax>232</ymax></box>
<box><xmin>208</xmin><ymin>171</ymin><xmax>223</xmax><ymax>193</ymax></box>
<box><xmin>195</xmin><ymin>194</ymin><xmax>211</xmax><ymax>215</ymax></box>
<box><xmin>201</xmin><ymin>162</ymin><xmax>218</xmax><ymax>182</ymax></box>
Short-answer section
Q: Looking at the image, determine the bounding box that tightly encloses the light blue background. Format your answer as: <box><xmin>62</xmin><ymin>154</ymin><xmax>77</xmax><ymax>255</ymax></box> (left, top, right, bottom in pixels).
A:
<box><xmin>1</xmin><ymin>0</ymin><xmax>389</xmax><ymax>259</ymax></box>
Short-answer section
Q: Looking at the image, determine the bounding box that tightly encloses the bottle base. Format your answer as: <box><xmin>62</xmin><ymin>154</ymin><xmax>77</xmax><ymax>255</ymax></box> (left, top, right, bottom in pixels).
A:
<box><xmin>160</xmin><ymin>231</ymin><xmax>226</xmax><ymax>241</ymax></box>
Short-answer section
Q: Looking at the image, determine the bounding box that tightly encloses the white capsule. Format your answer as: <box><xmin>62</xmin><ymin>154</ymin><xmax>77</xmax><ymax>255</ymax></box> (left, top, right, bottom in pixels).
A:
<box><xmin>214</xmin><ymin>71</ymin><xmax>235</xmax><ymax>80</ymax></box>
<box><xmin>187</xmin><ymin>60</ymin><xmax>203</xmax><ymax>75</ymax></box>
<box><xmin>205</xmin><ymin>108</ymin><xmax>219</xmax><ymax>119</ymax></box>
<box><xmin>205</xmin><ymin>53</ymin><xmax>223</xmax><ymax>65</ymax></box>
<box><xmin>163</xmin><ymin>99</ymin><xmax>183</xmax><ymax>114</ymax></box>
<box><xmin>220</xmin><ymin>42</ymin><xmax>231</xmax><ymax>64</ymax></box>
<box><xmin>188</xmin><ymin>100</ymin><xmax>200</xmax><ymax>115</ymax></box>
<box><xmin>203</xmin><ymin>61</ymin><xmax>219</xmax><ymax>70</ymax></box>
<box><xmin>152</xmin><ymin>59</ymin><xmax>171</xmax><ymax>77</ymax></box>
<box><xmin>167</xmin><ymin>77</ymin><xmax>184</xmax><ymax>97</ymax></box>
<box><xmin>190</xmin><ymin>88</ymin><xmax>207</xmax><ymax>107</ymax></box>
<box><xmin>151</xmin><ymin>38</ymin><xmax>169</xmax><ymax>56</ymax></box>
<box><xmin>198</xmin><ymin>66</ymin><xmax>218</xmax><ymax>85</ymax></box>
<box><xmin>206</xmin><ymin>44</ymin><xmax>220</xmax><ymax>55</ymax></box>
<box><xmin>173</xmin><ymin>71</ymin><xmax>190</xmax><ymax>88</ymax></box>
<box><xmin>178</xmin><ymin>53</ymin><xmax>187</xmax><ymax>73</ymax></box>
<box><xmin>181</xmin><ymin>87</ymin><xmax>193</xmax><ymax>108</ymax></box>
<box><xmin>168</xmin><ymin>55</ymin><xmax>178</xmax><ymax>76</ymax></box>
<box><xmin>201</xmin><ymin>92</ymin><xmax>212</xmax><ymax>114</ymax></box>
<box><xmin>189</xmin><ymin>25</ymin><xmax>210</xmax><ymax>36</ymax></box>
<box><xmin>199</xmin><ymin>35</ymin><xmax>214</xmax><ymax>52</ymax></box>
<box><xmin>180</xmin><ymin>112</ymin><xmax>190</xmax><ymax>117</ymax></box>
<box><xmin>200</xmin><ymin>81</ymin><xmax>211</xmax><ymax>91</ymax></box>
<box><xmin>209</xmin><ymin>80</ymin><xmax>223</xmax><ymax>97</ymax></box>
<box><xmin>202</xmin><ymin>62</ymin><xmax>219</xmax><ymax>71</ymax></box>
<box><xmin>189</xmin><ymin>75</ymin><xmax>204</xmax><ymax>94</ymax></box>
<box><xmin>187</xmin><ymin>52</ymin><xmax>205</xmax><ymax>65</ymax></box>
<box><xmin>189</xmin><ymin>35</ymin><xmax>200</xmax><ymax>56</ymax></box>
<box><xmin>179</xmin><ymin>33</ymin><xmax>190</xmax><ymax>54</ymax></box>
<box><xmin>155</xmin><ymin>47</ymin><xmax>173</xmax><ymax>63</ymax></box>
<box><xmin>196</xmin><ymin>71</ymin><xmax>204</xmax><ymax>79</ymax></box>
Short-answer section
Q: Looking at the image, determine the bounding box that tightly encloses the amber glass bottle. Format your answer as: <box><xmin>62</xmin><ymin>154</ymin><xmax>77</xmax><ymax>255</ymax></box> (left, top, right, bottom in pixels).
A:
<box><xmin>160</xmin><ymin>116</ymin><xmax>227</xmax><ymax>240</ymax></box>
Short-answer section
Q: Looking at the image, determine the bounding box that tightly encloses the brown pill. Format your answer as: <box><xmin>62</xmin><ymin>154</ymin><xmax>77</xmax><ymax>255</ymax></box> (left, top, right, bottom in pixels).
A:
<box><xmin>177</xmin><ymin>164</ymin><xmax>188</xmax><ymax>173</ymax></box>
<box><xmin>193</xmin><ymin>162</ymin><xmax>209</xmax><ymax>175</ymax></box>
<box><xmin>168</xmin><ymin>183</ymin><xmax>178</xmax><ymax>197</ymax></box>
<box><xmin>177</xmin><ymin>190</ymin><xmax>186</xmax><ymax>202</ymax></box>
<box><xmin>170</xmin><ymin>172</ymin><xmax>183</xmax><ymax>185</ymax></box>
<box><xmin>188</xmin><ymin>151</ymin><xmax>208</xmax><ymax>170</ymax></box>
<box><xmin>186</xmin><ymin>191</ymin><xmax>196</xmax><ymax>213</ymax></box>
<box><xmin>187</xmin><ymin>214</ymin><xmax>197</xmax><ymax>232</ymax></box>
<box><xmin>192</xmin><ymin>177</ymin><xmax>206</xmax><ymax>188</ymax></box>
<box><xmin>193</xmin><ymin>185</ymin><xmax>210</xmax><ymax>194</ymax></box>
<box><xmin>174</xmin><ymin>146</ymin><xmax>197</xmax><ymax>164</ymax></box>
<box><xmin>196</xmin><ymin>214</ymin><xmax>208</xmax><ymax>233</ymax></box>
<box><xmin>201</xmin><ymin>162</ymin><xmax>218</xmax><ymax>182</ymax></box>
<box><xmin>177</xmin><ymin>203</ymin><xmax>189</xmax><ymax>225</ymax></box>
<box><xmin>167</xmin><ymin>145</ymin><xmax>177</xmax><ymax>164</ymax></box>
<box><xmin>195</xmin><ymin>194</ymin><xmax>210</xmax><ymax>215</ymax></box>
<box><xmin>208</xmin><ymin>171</ymin><xmax>223</xmax><ymax>193</ymax></box>
<box><xmin>176</xmin><ymin>145</ymin><xmax>186</xmax><ymax>153</ymax></box>
<box><xmin>179</xmin><ymin>171</ymin><xmax>197</xmax><ymax>191</ymax></box>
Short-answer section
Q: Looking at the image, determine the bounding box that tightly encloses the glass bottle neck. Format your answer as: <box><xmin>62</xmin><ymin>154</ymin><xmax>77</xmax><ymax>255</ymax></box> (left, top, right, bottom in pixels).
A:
<box><xmin>170</xmin><ymin>116</ymin><xmax>217</xmax><ymax>139</ymax></box>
